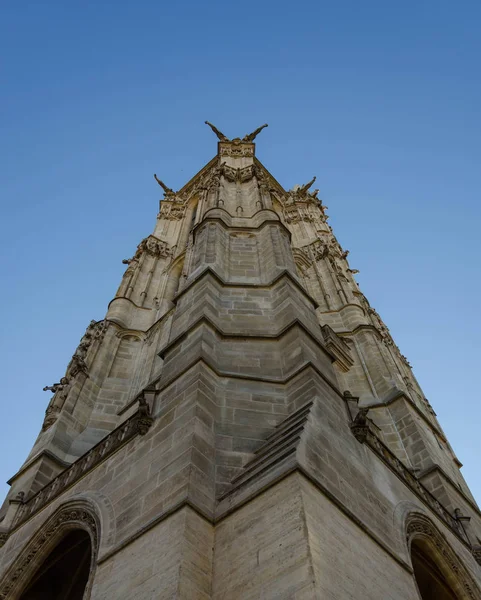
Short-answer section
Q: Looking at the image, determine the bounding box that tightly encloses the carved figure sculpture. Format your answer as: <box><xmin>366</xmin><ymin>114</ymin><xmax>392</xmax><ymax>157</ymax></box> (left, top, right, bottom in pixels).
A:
<box><xmin>43</xmin><ymin>377</ymin><xmax>69</xmax><ymax>395</ymax></box>
<box><xmin>298</xmin><ymin>176</ymin><xmax>316</xmax><ymax>195</ymax></box>
<box><xmin>42</xmin><ymin>377</ymin><xmax>71</xmax><ymax>430</ymax></box>
<box><xmin>350</xmin><ymin>407</ymin><xmax>370</xmax><ymax>443</ymax></box>
<box><xmin>242</xmin><ymin>123</ymin><xmax>268</xmax><ymax>142</ymax></box>
<box><xmin>205</xmin><ymin>121</ymin><xmax>229</xmax><ymax>142</ymax></box>
<box><xmin>154</xmin><ymin>175</ymin><xmax>174</xmax><ymax>196</ymax></box>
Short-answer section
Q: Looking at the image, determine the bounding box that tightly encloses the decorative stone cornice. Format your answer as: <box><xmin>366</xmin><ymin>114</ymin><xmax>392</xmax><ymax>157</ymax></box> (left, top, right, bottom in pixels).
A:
<box><xmin>418</xmin><ymin>463</ymin><xmax>481</xmax><ymax>520</ymax></box>
<box><xmin>218</xmin><ymin>140</ymin><xmax>255</xmax><ymax>158</ymax></box>
<box><xmin>123</xmin><ymin>236</ymin><xmax>173</xmax><ymax>269</ymax></box>
<box><xmin>158</xmin><ymin>200</ymin><xmax>186</xmax><ymax>220</ymax></box>
<box><xmin>6</xmin><ymin>405</ymin><xmax>153</xmax><ymax>534</ymax></box>
<box><xmin>351</xmin><ymin>421</ymin><xmax>474</xmax><ymax>552</ymax></box>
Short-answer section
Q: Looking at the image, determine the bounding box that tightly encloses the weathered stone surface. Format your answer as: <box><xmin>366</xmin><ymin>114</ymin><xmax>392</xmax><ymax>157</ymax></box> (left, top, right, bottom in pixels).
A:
<box><xmin>0</xmin><ymin>129</ymin><xmax>480</xmax><ymax>599</ymax></box>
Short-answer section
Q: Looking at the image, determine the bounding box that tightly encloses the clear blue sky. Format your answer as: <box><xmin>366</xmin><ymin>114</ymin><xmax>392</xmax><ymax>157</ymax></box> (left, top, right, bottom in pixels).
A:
<box><xmin>1</xmin><ymin>1</ymin><xmax>480</xmax><ymax>506</ymax></box>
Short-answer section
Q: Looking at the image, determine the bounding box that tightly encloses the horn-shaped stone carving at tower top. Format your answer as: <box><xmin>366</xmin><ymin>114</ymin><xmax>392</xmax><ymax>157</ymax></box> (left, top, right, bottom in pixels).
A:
<box><xmin>204</xmin><ymin>120</ymin><xmax>269</xmax><ymax>143</ymax></box>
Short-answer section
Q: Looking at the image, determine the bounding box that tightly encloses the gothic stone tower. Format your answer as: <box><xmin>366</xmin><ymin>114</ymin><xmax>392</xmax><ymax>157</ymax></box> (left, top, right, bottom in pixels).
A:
<box><xmin>1</xmin><ymin>123</ymin><xmax>480</xmax><ymax>600</ymax></box>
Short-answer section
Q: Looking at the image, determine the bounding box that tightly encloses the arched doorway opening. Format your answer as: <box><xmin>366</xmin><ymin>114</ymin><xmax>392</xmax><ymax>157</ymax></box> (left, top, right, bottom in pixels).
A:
<box><xmin>411</xmin><ymin>539</ymin><xmax>458</xmax><ymax>599</ymax></box>
<box><xmin>406</xmin><ymin>514</ymin><xmax>481</xmax><ymax>600</ymax></box>
<box><xmin>19</xmin><ymin>529</ymin><xmax>92</xmax><ymax>600</ymax></box>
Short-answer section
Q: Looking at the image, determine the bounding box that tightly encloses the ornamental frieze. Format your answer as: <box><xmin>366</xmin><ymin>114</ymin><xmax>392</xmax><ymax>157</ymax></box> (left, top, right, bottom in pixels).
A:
<box><xmin>349</xmin><ymin>415</ymin><xmax>474</xmax><ymax>553</ymax></box>
<box><xmin>223</xmin><ymin>164</ymin><xmax>255</xmax><ymax>183</ymax></box>
<box><xmin>305</xmin><ymin>235</ymin><xmax>346</xmax><ymax>262</ymax></box>
<box><xmin>138</xmin><ymin>236</ymin><xmax>172</xmax><ymax>258</ymax></box>
<box><xmin>219</xmin><ymin>145</ymin><xmax>254</xmax><ymax>158</ymax></box>
<box><xmin>11</xmin><ymin>400</ymin><xmax>153</xmax><ymax>530</ymax></box>
<box><xmin>157</xmin><ymin>202</ymin><xmax>186</xmax><ymax>220</ymax></box>
<box><xmin>124</xmin><ymin>236</ymin><xmax>173</xmax><ymax>267</ymax></box>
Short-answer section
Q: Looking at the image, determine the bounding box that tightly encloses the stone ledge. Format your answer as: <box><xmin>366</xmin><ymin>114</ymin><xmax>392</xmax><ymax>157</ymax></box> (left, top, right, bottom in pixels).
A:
<box><xmin>198</xmin><ymin>206</ymin><xmax>287</xmax><ymax>235</ymax></box>
<box><xmin>0</xmin><ymin>404</ymin><xmax>153</xmax><ymax>543</ymax></box>
<box><xmin>174</xmin><ymin>265</ymin><xmax>319</xmax><ymax>310</ymax></box>
<box><xmin>418</xmin><ymin>463</ymin><xmax>481</xmax><ymax>518</ymax></box>
<box><xmin>155</xmin><ymin>357</ymin><xmax>343</xmax><ymax>400</ymax></box>
<box><xmin>159</xmin><ymin>313</ymin><xmax>331</xmax><ymax>362</ymax></box>
<box><xmin>7</xmin><ymin>450</ymin><xmax>70</xmax><ymax>488</ymax></box>
<box><xmin>351</xmin><ymin>422</ymin><xmax>473</xmax><ymax>552</ymax></box>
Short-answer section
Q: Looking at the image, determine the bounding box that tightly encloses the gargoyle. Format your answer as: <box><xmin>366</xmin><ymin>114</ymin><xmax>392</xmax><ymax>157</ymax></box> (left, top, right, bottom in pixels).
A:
<box><xmin>205</xmin><ymin>121</ymin><xmax>229</xmax><ymax>142</ymax></box>
<box><xmin>298</xmin><ymin>176</ymin><xmax>316</xmax><ymax>195</ymax></box>
<box><xmin>242</xmin><ymin>123</ymin><xmax>268</xmax><ymax>142</ymax></box>
<box><xmin>154</xmin><ymin>174</ymin><xmax>174</xmax><ymax>195</ymax></box>
<box><xmin>350</xmin><ymin>406</ymin><xmax>370</xmax><ymax>443</ymax></box>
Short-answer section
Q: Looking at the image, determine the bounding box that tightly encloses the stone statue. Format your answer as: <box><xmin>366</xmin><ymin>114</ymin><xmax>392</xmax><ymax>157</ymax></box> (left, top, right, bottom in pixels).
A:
<box><xmin>353</xmin><ymin>407</ymin><xmax>369</xmax><ymax>427</ymax></box>
<box><xmin>74</xmin><ymin>341</ymin><xmax>89</xmax><ymax>360</ymax></box>
<box><xmin>205</xmin><ymin>121</ymin><xmax>229</xmax><ymax>142</ymax></box>
<box><xmin>73</xmin><ymin>320</ymin><xmax>98</xmax><ymax>361</ymax></box>
<box><xmin>43</xmin><ymin>377</ymin><xmax>69</xmax><ymax>394</ymax></box>
<box><xmin>69</xmin><ymin>355</ymin><xmax>88</xmax><ymax>377</ymax></box>
<box><xmin>154</xmin><ymin>174</ymin><xmax>174</xmax><ymax>196</ymax></box>
<box><xmin>350</xmin><ymin>407</ymin><xmax>370</xmax><ymax>443</ymax></box>
<box><xmin>242</xmin><ymin>124</ymin><xmax>268</xmax><ymax>142</ymax></box>
<box><xmin>42</xmin><ymin>376</ymin><xmax>72</xmax><ymax>430</ymax></box>
<box><xmin>299</xmin><ymin>176</ymin><xmax>316</xmax><ymax>195</ymax></box>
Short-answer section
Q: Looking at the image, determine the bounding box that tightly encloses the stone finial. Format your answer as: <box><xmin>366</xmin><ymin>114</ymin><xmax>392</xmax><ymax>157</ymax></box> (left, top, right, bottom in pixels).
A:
<box><xmin>154</xmin><ymin>174</ymin><xmax>174</xmax><ymax>196</ymax></box>
<box><xmin>242</xmin><ymin>123</ymin><xmax>268</xmax><ymax>142</ymax></box>
<box><xmin>205</xmin><ymin>121</ymin><xmax>229</xmax><ymax>142</ymax></box>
